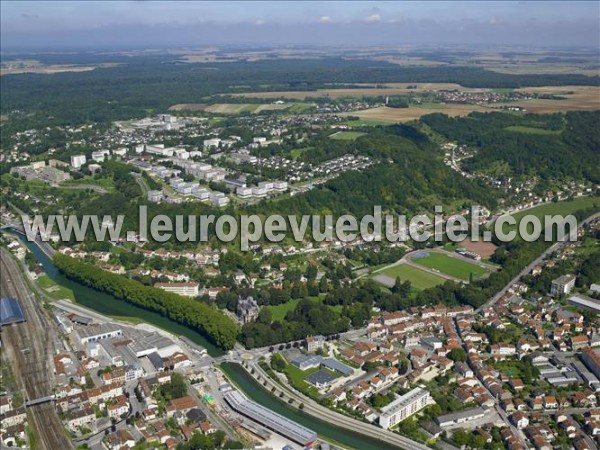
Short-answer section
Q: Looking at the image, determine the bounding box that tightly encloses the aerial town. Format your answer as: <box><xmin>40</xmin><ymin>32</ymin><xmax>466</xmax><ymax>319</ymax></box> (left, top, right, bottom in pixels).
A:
<box><xmin>1</xmin><ymin>2</ymin><xmax>600</xmax><ymax>450</ymax></box>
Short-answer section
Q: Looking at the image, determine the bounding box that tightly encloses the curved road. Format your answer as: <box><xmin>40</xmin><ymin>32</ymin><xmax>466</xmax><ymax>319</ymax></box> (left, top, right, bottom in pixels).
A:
<box><xmin>242</xmin><ymin>360</ymin><xmax>430</xmax><ymax>450</ymax></box>
<box><xmin>476</xmin><ymin>211</ymin><xmax>599</xmax><ymax>313</ymax></box>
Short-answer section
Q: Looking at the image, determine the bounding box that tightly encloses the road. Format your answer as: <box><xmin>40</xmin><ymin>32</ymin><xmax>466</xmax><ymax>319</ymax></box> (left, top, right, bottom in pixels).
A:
<box><xmin>244</xmin><ymin>360</ymin><xmax>430</xmax><ymax>450</ymax></box>
<box><xmin>476</xmin><ymin>211</ymin><xmax>600</xmax><ymax>313</ymax></box>
<box><xmin>0</xmin><ymin>249</ymin><xmax>74</xmax><ymax>450</ymax></box>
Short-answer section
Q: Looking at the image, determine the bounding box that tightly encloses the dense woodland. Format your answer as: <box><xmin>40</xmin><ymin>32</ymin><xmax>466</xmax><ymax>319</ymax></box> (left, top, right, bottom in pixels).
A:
<box><xmin>422</xmin><ymin>111</ymin><xmax>600</xmax><ymax>184</ymax></box>
<box><xmin>2</xmin><ymin>55</ymin><xmax>598</xmax><ymax>129</ymax></box>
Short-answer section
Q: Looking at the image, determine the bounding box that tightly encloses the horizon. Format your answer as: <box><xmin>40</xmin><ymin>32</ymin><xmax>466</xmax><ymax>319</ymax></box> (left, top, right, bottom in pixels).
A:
<box><xmin>1</xmin><ymin>1</ymin><xmax>599</xmax><ymax>51</ymax></box>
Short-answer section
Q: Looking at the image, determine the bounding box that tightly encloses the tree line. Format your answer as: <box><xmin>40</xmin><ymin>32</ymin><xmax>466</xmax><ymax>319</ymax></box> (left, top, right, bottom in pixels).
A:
<box><xmin>53</xmin><ymin>253</ymin><xmax>239</xmax><ymax>350</ymax></box>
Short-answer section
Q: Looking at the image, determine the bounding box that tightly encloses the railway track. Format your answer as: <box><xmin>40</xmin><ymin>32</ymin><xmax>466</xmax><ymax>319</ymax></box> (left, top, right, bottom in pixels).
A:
<box><xmin>0</xmin><ymin>249</ymin><xmax>74</xmax><ymax>450</ymax></box>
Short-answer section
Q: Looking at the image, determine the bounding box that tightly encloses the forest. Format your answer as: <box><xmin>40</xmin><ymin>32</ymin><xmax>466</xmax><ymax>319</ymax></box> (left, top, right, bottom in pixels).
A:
<box><xmin>421</xmin><ymin>111</ymin><xmax>600</xmax><ymax>184</ymax></box>
<box><xmin>1</xmin><ymin>54</ymin><xmax>598</xmax><ymax>129</ymax></box>
<box><xmin>53</xmin><ymin>253</ymin><xmax>239</xmax><ymax>350</ymax></box>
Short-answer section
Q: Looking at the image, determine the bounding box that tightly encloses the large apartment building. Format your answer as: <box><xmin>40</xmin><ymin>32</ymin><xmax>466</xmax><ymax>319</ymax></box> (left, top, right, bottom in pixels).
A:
<box><xmin>550</xmin><ymin>274</ymin><xmax>576</xmax><ymax>296</ymax></box>
<box><xmin>379</xmin><ymin>386</ymin><xmax>432</xmax><ymax>429</ymax></box>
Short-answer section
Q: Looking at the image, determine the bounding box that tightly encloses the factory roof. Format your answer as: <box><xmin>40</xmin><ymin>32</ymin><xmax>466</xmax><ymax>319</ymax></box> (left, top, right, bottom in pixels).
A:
<box><xmin>224</xmin><ymin>390</ymin><xmax>316</xmax><ymax>446</ymax></box>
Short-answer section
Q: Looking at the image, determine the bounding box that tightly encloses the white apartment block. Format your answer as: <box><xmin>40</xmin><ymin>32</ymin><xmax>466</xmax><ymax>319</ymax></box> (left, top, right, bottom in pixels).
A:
<box><xmin>379</xmin><ymin>387</ymin><xmax>432</xmax><ymax>429</ymax></box>
<box><xmin>71</xmin><ymin>154</ymin><xmax>87</xmax><ymax>169</ymax></box>
<box><xmin>550</xmin><ymin>274</ymin><xmax>576</xmax><ymax>296</ymax></box>
<box><xmin>154</xmin><ymin>282</ymin><xmax>199</xmax><ymax>297</ymax></box>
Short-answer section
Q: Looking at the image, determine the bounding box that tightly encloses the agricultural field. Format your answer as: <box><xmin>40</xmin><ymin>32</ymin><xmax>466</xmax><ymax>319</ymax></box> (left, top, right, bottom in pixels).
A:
<box><xmin>373</xmin><ymin>263</ymin><xmax>447</xmax><ymax>290</ymax></box>
<box><xmin>204</xmin><ymin>103</ymin><xmax>292</xmax><ymax>114</ymax></box>
<box><xmin>170</xmin><ymin>102</ymin><xmax>312</xmax><ymax>114</ymax></box>
<box><xmin>328</xmin><ymin>131</ymin><xmax>366</xmax><ymax>141</ymax></box>
<box><xmin>500</xmin><ymin>85</ymin><xmax>600</xmax><ymax>113</ymax></box>
<box><xmin>342</xmin><ymin>104</ymin><xmax>491</xmax><ymax>123</ymax></box>
<box><xmin>410</xmin><ymin>251</ymin><xmax>489</xmax><ymax>281</ymax></box>
<box><xmin>230</xmin><ymin>83</ymin><xmax>486</xmax><ymax>100</ymax></box>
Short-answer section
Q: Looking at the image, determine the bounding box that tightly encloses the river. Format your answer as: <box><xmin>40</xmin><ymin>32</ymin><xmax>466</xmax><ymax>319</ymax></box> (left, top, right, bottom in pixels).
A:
<box><xmin>221</xmin><ymin>362</ymin><xmax>401</xmax><ymax>450</ymax></box>
<box><xmin>18</xmin><ymin>236</ymin><xmax>224</xmax><ymax>357</ymax></box>
<box><xmin>20</xmin><ymin>237</ymin><xmax>402</xmax><ymax>449</ymax></box>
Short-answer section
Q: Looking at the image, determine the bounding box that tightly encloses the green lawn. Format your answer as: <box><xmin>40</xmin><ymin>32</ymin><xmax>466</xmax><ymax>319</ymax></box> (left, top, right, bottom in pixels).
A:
<box><xmin>37</xmin><ymin>275</ymin><xmax>76</xmax><ymax>301</ymax></box>
<box><xmin>412</xmin><ymin>252</ymin><xmax>489</xmax><ymax>281</ymax></box>
<box><xmin>290</xmin><ymin>146</ymin><xmax>314</xmax><ymax>159</ymax></box>
<box><xmin>511</xmin><ymin>196</ymin><xmax>599</xmax><ymax>223</ymax></box>
<box><xmin>329</xmin><ymin>131</ymin><xmax>367</xmax><ymax>141</ymax></box>
<box><xmin>504</xmin><ymin>125</ymin><xmax>562</xmax><ymax>135</ymax></box>
<box><xmin>496</xmin><ymin>196</ymin><xmax>600</xmax><ymax>234</ymax></box>
<box><xmin>266</xmin><ymin>296</ymin><xmax>327</xmax><ymax>321</ymax></box>
<box><xmin>377</xmin><ymin>264</ymin><xmax>446</xmax><ymax>290</ymax></box>
<box><xmin>266</xmin><ymin>298</ymin><xmax>301</xmax><ymax>321</ymax></box>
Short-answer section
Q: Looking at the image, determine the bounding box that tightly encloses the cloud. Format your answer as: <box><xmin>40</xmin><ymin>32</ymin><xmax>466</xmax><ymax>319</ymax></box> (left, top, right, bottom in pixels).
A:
<box><xmin>255</xmin><ymin>19</ymin><xmax>265</xmax><ymax>25</ymax></box>
<box><xmin>20</xmin><ymin>13</ymin><xmax>39</xmax><ymax>19</ymax></box>
<box><xmin>319</xmin><ymin>16</ymin><xmax>332</xmax><ymax>23</ymax></box>
<box><xmin>365</xmin><ymin>14</ymin><xmax>381</xmax><ymax>23</ymax></box>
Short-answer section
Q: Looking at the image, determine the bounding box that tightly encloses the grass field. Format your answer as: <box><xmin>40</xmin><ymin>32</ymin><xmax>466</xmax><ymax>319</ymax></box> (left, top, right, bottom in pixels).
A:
<box><xmin>37</xmin><ymin>275</ymin><xmax>75</xmax><ymax>301</ymax></box>
<box><xmin>510</xmin><ymin>196</ymin><xmax>599</xmax><ymax>223</ymax></box>
<box><xmin>329</xmin><ymin>131</ymin><xmax>366</xmax><ymax>141</ymax></box>
<box><xmin>266</xmin><ymin>298</ymin><xmax>301</xmax><ymax>321</ymax></box>
<box><xmin>290</xmin><ymin>146</ymin><xmax>313</xmax><ymax>159</ymax></box>
<box><xmin>412</xmin><ymin>252</ymin><xmax>489</xmax><ymax>281</ymax></box>
<box><xmin>341</xmin><ymin>104</ymin><xmax>492</xmax><ymax>123</ymax></box>
<box><xmin>376</xmin><ymin>264</ymin><xmax>446</xmax><ymax>290</ymax></box>
<box><xmin>496</xmin><ymin>196</ymin><xmax>600</xmax><ymax>235</ymax></box>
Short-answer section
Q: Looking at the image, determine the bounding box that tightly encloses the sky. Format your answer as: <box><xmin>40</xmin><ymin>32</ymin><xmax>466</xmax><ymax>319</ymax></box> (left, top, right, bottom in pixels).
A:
<box><xmin>1</xmin><ymin>1</ymin><xmax>599</xmax><ymax>50</ymax></box>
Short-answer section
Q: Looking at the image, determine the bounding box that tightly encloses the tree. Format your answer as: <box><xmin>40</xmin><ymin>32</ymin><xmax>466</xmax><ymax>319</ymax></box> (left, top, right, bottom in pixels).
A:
<box><xmin>271</xmin><ymin>353</ymin><xmax>286</xmax><ymax>372</ymax></box>
<box><xmin>319</xmin><ymin>276</ymin><xmax>328</xmax><ymax>293</ymax></box>
<box><xmin>448</xmin><ymin>348</ymin><xmax>467</xmax><ymax>363</ymax></box>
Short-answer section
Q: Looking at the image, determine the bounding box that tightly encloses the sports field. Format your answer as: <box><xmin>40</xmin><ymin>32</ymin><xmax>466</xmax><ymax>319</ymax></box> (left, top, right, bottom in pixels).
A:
<box><xmin>375</xmin><ymin>263</ymin><xmax>446</xmax><ymax>290</ymax></box>
<box><xmin>411</xmin><ymin>252</ymin><xmax>489</xmax><ymax>281</ymax></box>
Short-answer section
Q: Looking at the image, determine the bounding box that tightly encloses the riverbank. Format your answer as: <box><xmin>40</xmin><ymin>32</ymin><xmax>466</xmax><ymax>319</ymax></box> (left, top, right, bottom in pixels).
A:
<box><xmin>220</xmin><ymin>362</ymin><xmax>410</xmax><ymax>450</ymax></box>
<box><xmin>14</xmin><ymin>235</ymin><xmax>225</xmax><ymax>357</ymax></box>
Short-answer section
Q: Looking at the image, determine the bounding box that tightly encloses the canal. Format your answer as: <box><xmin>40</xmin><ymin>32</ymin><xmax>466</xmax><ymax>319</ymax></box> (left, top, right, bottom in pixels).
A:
<box><xmin>18</xmin><ymin>236</ymin><xmax>224</xmax><ymax>357</ymax></box>
<box><xmin>19</xmin><ymin>236</ymin><xmax>402</xmax><ymax>449</ymax></box>
<box><xmin>221</xmin><ymin>362</ymin><xmax>401</xmax><ymax>450</ymax></box>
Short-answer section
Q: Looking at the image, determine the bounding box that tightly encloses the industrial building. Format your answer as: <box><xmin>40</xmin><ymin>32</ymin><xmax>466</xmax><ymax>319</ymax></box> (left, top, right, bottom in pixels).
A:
<box><xmin>74</xmin><ymin>323</ymin><xmax>123</xmax><ymax>345</ymax></box>
<box><xmin>305</xmin><ymin>370</ymin><xmax>337</xmax><ymax>389</ymax></box>
<box><xmin>568</xmin><ymin>294</ymin><xmax>600</xmax><ymax>313</ymax></box>
<box><xmin>379</xmin><ymin>386</ymin><xmax>432</xmax><ymax>429</ymax></box>
<box><xmin>224</xmin><ymin>390</ymin><xmax>317</xmax><ymax>447</ymax></box>
<box><xmin>436</xmin><ymin>407</ymin><xmax>486</xmax><ymax>427</ymax></box>
<box><xmin>0</xmin><ymin>297</ymin><xmax>26</xmax><ymax>327</ymax></box>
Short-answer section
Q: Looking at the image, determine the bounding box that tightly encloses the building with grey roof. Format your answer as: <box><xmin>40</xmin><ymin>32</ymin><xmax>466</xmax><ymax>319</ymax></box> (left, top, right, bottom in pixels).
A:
<box><xmin>224</xmin><ymin>390</ymin><xmax>317</xmax><ymax>447</ymax></box>
<box><xmin>292</xmin><ymin>355</ymin><xmax>322</xmax><ymax>371</ymax></box>
<box><xmin>305</xmin><ymin>370</ymin><xmax>337</xmax><ymax>389</ymax></box>
<box><xmin>321</xmin><ymin>358</ymin><xmax>353</xmax><ymax>376</ymax></box>
<box><xmin>436</xmin><ymin>407</ymin><xmax>486</xmax><ymax>427</ymax></box>
<box><xmin>75</xmin><ymin>323</ymin><xmax>123</xmax><ymax>345</ymax></box>
<box><xmin>379</xmin><ymin>386</ymin><xmax>432</xmax><ymax>429</ymax></box>
<box><xmin>568</xmin><ymin>294</ymin><xmax>600</xmax><ymax>313</ymax></box>
<box><xmin>0</xmin><ymin>297</ymin><xmax>25</xmax><ymax>326</ymax></box>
